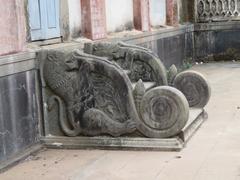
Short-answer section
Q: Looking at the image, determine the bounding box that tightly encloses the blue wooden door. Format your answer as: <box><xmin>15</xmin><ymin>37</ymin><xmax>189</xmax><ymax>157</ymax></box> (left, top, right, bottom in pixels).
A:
<box><xmin>28</xmin><ymin>0</ymin><xmax>60</xmax><ymax>41</ymax></box>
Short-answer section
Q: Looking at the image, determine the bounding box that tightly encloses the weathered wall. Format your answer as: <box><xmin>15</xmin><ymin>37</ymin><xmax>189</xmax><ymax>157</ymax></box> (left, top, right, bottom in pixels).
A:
<box><xmin>0</xmin><ymin>52</ymin><xmax>41</xmax><ymax>170</ymax></box>
<box><xmin>122</xmin><ymin>25</ymin><xmax>194</xmax><ymax>69</ymax></box>
<box><xmin>60</xmin><ymin>0</ymin><xmax>82</xmax><ymax>40</ymax></box>
<box><xmin>68</xmin><ymin>0</ymin><xmax>82</xmax><ymax>38</ymax></box>
<box><xmin>192</xmin><ymin>0</ymin><xmax>240</xmax><ymax>62</ymax></box>
<box><xmin>60</xmin><ymin>0</ymin><xmax>180</xmax><ymax>38</ymax></box>
<box><xmin>194</xmin><ymin>22</ymin><xmax>240</xmax><ymax>62</ymax></box>
<box><xmin>0</xmin><ymin>70</ymin><xmax>39</xmax><ymax>162</ymax></box>
<box><xmin>60</xmin><ymin>0</ymin><xmax>70</xmax><ymax>41</ymax></box>
<box><xmin>105</xmin><ymin>0</ymin><xmax>133</xmax><ymax>32</ymax></box>
<box><xmin>0</xmin><ymin>0</ymin><xmax>26</xmax><ymax>56</ymax></box>
<box><xmin>149</xmin><ymin>0</ymin><xmax>166</xmax><ymax>27</ymax></box>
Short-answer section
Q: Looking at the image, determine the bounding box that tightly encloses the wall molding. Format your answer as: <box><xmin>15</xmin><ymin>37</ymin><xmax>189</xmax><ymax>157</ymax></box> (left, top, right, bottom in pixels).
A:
<box><xmin>0</xmin><ymin>51</ymin><xmax>36</xmax><ymax>77</ymax></box>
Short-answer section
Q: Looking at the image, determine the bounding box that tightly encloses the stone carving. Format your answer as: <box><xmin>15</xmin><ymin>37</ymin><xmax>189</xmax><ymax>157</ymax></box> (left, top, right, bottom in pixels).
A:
<box><xmin>131</xmin><ymin>80</ymin><xmax>189</xmax><ymax>138</ymax></box>
<box><xmin>196</xmin><ymin>0</ymin><xmax>240</xmax><ymax>22</ymax></box>
<box><xmin>39</xmin><ymin>42</ymin><xmax>211</xmax><ymax>139</ymax></box>
<box><xmin>41</xmin><ymin>50</ymin><xmax>136</xmax><ymax>137</ymax></box>
<box><xmin>173</xmin><ymin>71</ymin><xmax>211</xmax><ymax>108</ymax></box>
<box><xmin>85</xmin><ymin>42</ymin><xmax>211</xmax><ymax>108</ymax></box>
<box><xmin>84</xmin><ymin>41</ymin><xmax>168</xmax><ymax>86</ymax></box>
<box><xmin>137</xmin><ymin>86</ymin><xmax>189</xmax><ymax>138</ymax></box>
<box><xmin>133</xmin><ymin>79</ymin><xmax>146</xmax><ymax>114</ymax></box>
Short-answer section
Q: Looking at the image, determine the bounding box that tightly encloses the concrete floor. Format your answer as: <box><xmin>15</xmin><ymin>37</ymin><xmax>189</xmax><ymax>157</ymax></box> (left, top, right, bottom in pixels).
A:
<box><xmin>1</xmin><ymin>62</ymin><xmax>240</xmax><ymax>180</ymax></box>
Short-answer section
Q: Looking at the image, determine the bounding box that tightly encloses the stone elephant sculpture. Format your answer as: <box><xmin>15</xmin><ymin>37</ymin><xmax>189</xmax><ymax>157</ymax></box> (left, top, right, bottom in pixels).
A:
<box><xmin>39</xmin><ymin>41</ymin><xmax>211</xmax><ymax>139</ymax></box>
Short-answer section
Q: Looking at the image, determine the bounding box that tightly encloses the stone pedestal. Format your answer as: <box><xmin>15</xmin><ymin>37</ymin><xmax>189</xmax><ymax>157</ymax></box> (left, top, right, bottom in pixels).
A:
<box><xmin>133</xmin><ymin>0</ymin><xmax>151</xmax><ymax>31</ymax></box>
<box><xmin>81</xmin><ymin>0</ymin><xmax>107</xmax><ymax>40</ymax></box>
<box><xmin>42</xmin><ymin>109</ymin><xmax>207</xmax><ymax>151</ymax></box>
<box><xmin>166</xmin><ymin>0</ymin><xmax>178</xmax><ymax>26</ymax></box>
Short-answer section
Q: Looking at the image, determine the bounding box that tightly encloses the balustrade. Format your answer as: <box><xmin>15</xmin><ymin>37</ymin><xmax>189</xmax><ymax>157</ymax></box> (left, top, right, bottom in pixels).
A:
<box><xmin>196</xmin><ymin>0</ymin><xmax>240</xmax><ymax>22</ymax></box>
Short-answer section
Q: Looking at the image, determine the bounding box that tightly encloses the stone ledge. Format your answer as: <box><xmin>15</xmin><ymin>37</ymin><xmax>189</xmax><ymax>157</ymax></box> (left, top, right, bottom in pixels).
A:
<box><xmin>180</xmin><ymin>109</ymin><xmax>207</xmax><ymax>143</ymax></box>
<box><xmin>111</xmin><ymin>25</ymin><xmax>194</xmax><ymax>45</ymax></box>
<box><xmin>0</xmin><ymin>51</ymin><xmax>36</xmax><ymax>77</ymax></box>
<box><xmin>42</xmin><ymin>109</ymin><xmax>206</xmax><ymax>152</ymax></box>
<box><xmin>194</xmin><ymin>21</ymin><xmax>240</xmax><ymax>31</ymax></box>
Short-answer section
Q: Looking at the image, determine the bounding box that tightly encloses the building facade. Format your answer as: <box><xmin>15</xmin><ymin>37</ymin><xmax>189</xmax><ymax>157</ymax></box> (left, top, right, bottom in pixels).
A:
<box><xmin>1</xmin><ymin>0</ymin><xmax>240</xmax><ymax>170</ymax></box>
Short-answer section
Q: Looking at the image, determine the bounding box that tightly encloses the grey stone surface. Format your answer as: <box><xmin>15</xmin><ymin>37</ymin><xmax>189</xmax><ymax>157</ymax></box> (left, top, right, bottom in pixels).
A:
<box><xmin>41</xmin><ymin>50</ymin><xmax>137</xmax><ymax>137</ymax></box>
<box><xmin>173</xmin><ymin>70</ymin><xmax>211</xmax><ymax>108</ymax></box>
<box><xmin>0</xmin><ymin>144</ymin><xmax>42</xmax><ymax>173</ymax></box>
<box><xmin>84</xmin><ymin>42</ymin><xmax>168</xmax><ymax>86</ymax></box>
<box><xmin>179</xmin><ymin>109</ymin><xmax>206</xmax><ymax>142</ymax></box>
<box><xmin>168</xmin><ymin>65</ymin><xmax>178</xmax><ymax>85</ymax></box>
<box><xmin>196</xmin><ymin>0</ymin><xmax>240</xmax><ymax>23</ymax></box>
<box><xmin>0</xmin><ymin>70</ymin><xmax>40</xmax><ymax>164</ymax></box>
<box><xmin>40</xmin><ymin>43</ymin><xmax>209</xmax><ymax>139</ymax></box>
<box><xmin>2</xmin><ymin>63</ymin><xmax>239</xmax><ymax>180</ymax></box>
<box><xmin>195</xmin><ymin>29</ymin><xmax>240</xmax><ymax>61</ymax></box>
<box><xmin>0</xmin><ymin>52</ymin><xmax>36</xmax><ymax>77</ymax></box>
<box><xmin>108</xmin><ymin>25</ymin><xmax>195</xmax><ymax>69</ymax></box>
<box><xmin>139</xmin><ymin>86</ymin><xmax>189</xmax><ymax>138</ymax></box>
<box><xmin>136</xmin><ymin>31</ymin><xmax>194</xmax><ymax>69</ymax></box>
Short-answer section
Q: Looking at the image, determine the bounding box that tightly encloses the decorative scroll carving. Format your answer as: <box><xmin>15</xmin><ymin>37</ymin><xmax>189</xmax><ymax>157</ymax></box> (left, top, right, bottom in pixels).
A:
<box><xmin>132</xmin><ymin>81</ymin><xmax>189</xmax><ymax>138</ymax></box>
<box><xmin>137</xmin><ymin>86</ymin><xmax>189</xmax><ymax>138</ymax></box>
<box><xmin>196</xmin><ymin>0</ymin><xmax>240</xmax><ymax>22</ymax></box>
<box><xmin>173</xmin><ymin>71</ymin><xmax>211</xmax><ymax>108</ymax></box>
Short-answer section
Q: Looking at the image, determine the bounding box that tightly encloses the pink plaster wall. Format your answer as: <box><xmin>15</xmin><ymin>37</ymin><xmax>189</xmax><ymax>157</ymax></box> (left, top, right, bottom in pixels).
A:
<box><xmin>133</xmin><ymin>0</ymin><xmax>151</xmax><ymax>31</ymax></box>
<box><xmin>0</xmin><ymin>0</ymin><xmax>26</xmax><ymax>56</ymax></box>
<box><xmin>81</xmin><ymin>0</ymin><xmax>107</xmax><ymax>40</ymax></box>
<box><xmin>166</xmin><ymin>0</ymin><xmax>178</xmax><ymax>26</ymax></box>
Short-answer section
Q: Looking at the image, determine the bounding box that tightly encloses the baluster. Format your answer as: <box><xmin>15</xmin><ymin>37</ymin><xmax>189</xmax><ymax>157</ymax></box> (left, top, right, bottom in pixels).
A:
<box><xmin>198</xmin><ymin>0</ymin><xmax>204</xmax><ymax>17</ymax></box>
<box><xmin>208</xmin><ymin>0</ymin><xmax>214</xmax><ymax>20</ymax></box>
<box><xmin>233</xmin><ymin>0</ymin><xmax>238</xmax><ymax>16</ymax></box>
<box><xmin>222</xmin><ymin>0</ymin><xmax>227</xmax><ymax>17</ymax></box>
<box><xmin>205</xmin><ymin>0</ymin><xmax>211</xmax><ymax>19</ymax></box>
<box><xmin>215</xmin><ymin>0</ymin><xmax>219</xmax><ymax>15</ymax></box>
<box><xmin>218</xmin><ymin>0</ymin><xmax>223</xmax><ymax>15</ymax></box>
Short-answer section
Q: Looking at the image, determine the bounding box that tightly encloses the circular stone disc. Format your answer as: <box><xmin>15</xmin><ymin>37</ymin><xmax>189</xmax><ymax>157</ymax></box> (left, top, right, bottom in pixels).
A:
<box><xmin>138</xmin><ymin>86</ymin><xmax>189</xmax><ymax>138</ymax></box>
<box><xmin>173</xmin><ymin>71</ymin><xmax>211</xmax><ymax>108</ymax></box>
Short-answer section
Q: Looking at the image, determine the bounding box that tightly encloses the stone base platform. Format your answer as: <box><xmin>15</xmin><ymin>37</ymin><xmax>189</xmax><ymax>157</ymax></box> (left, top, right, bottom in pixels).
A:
<box><xmin>0</xmin><ymin>144</ymin><xmax>42</xmax><ymax>173</ymax></box>
<box><xmin>42</xmin><ymin>109</ymin><xmax>207</xmax><ymax>151</ymax></box>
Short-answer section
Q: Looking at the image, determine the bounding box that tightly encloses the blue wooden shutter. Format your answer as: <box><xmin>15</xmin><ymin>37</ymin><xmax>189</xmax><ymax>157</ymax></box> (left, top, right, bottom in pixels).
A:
<box><xmin>29</xmin><ymin>0</ymin><xmax>60</xmax><ymax>41</ymax></box>
<box><xmin>28</xmin><ymin>0</ymin><xmax>43</xmax><ymax>40</ymax></box>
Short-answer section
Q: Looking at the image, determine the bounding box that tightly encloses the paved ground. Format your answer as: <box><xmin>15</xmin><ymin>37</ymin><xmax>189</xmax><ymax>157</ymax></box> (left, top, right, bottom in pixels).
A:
<box><xmin>1</xmin><ymin>62</ymin><xmax>240</xmax><ymax>180</ymax></box>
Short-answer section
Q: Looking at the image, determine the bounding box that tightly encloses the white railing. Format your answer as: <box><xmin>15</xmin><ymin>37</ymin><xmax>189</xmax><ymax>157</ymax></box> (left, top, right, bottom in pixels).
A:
<box><xmin>196</xmin><ymin>0</ymin><xmax>240</xmax><ymax>22</ymax></box>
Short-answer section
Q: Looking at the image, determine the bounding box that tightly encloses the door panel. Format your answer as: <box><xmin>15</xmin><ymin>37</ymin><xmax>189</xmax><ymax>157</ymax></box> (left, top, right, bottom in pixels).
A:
<box><xmin>45</xmin><ymin>0</ymin><xmax>60</xmax><ymax>38</ymax></box>
<box><xmin>28</xmin><ymin>0</ymin><xmax>43</xmax><ymax>40</ymax></box>
<box><xmin>28</xmin><ymin>0</ymin><xmax>60</xmax><ymax>41</ymax></box>
<box><xmin>29</xmin><ymin>0</ymin><xmax>41</xmax><ymax>30</ymax></box>
<box><xmin>47</xmin><ymin>0</ymin><xmax>57</xmax><ymax>28</ymax></box>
